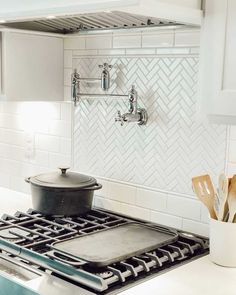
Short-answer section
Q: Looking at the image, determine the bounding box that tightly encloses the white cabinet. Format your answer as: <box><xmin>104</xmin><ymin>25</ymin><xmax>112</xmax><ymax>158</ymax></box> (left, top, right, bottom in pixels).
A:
<box><xmin>199</xmin><ymin>0</ymin><xmax>236</xmax><ymax>124</ymax></box>
<box><xmin>0</xmin><ymin>31</ymin><xmax>63</xmax><ymax>101</ymax></box>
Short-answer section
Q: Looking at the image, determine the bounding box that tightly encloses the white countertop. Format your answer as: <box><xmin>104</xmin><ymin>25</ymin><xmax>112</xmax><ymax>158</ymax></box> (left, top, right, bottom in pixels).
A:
<box><xmin>0</xmin><ymin>187</ymin><xmax>236</xmax><ymax>295</ymax></box>
<box><xmin>119</xmin><ymin>256</ymin><xmax>236</xmax><ymax>295</ymax></box>
<box><xmin>0</xmin><ymin>187</ymin><xmax>31</xmax><ymax>216</ymax></box>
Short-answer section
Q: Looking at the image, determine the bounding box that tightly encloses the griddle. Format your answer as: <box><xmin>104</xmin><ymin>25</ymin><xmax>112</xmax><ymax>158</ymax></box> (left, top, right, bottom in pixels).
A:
<box><xmin>50</xmin><ymin>223</ymin><xmax>178</xmax><ymax>267</ymax></box>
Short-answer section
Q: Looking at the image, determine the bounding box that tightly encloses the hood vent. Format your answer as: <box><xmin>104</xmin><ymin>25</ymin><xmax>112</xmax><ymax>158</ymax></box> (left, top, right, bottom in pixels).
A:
<box><xmin>2</xmin><ymin>11</ymin><xmax>183</xmax><ymax>34</ymax></box>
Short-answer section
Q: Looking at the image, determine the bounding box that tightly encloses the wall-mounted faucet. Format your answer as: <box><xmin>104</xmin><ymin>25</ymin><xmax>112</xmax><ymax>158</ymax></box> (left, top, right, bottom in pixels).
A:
<box><xmin>115</xmin><ymin>85</ymin><xmax>148</xmax><ymax>126</ymax></box>
<box><xmin>71</xmin><ymin>63</ymin><xmax>112</xmax><ymax>105</ymax></box>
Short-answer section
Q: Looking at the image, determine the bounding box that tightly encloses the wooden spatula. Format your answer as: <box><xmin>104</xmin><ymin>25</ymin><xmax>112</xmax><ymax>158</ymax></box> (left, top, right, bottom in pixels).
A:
<box><xmin>217</xmin><ymin>174</ymin><xmax>229</xmax><ymax>221</ymax></box>
<box><xmin>192</xmin><ymin>175</ymin><xmax>217</xmax><ymax>219</ymax></box>
<box><xmin>227</xmin><ymin>175</ymin><xmax>236</xmax><ymax>223</ymax></box>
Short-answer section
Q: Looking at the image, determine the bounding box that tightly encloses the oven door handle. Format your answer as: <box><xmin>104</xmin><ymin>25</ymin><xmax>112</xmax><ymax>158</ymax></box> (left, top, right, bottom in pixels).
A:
<box><xmin>46</xmin><ymin>250</ymin><xmax>88</xmax><ymax>266</ymax></box>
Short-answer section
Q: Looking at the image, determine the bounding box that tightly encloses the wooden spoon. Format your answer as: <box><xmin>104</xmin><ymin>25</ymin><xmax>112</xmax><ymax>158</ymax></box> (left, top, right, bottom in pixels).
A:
<box><xmin>217</xmin><ymin>174</ymin><xmax>229</xmax><ymax>221</ymax></box>
<box><xmin>227</xmin><ymin>175</ymin><xmax>236</xmax><ymax>223</ymax></box>
<box><xmin>192</xmin><ymin>175</ymin><xmax>217</xmax><ymax>219</ymax></box>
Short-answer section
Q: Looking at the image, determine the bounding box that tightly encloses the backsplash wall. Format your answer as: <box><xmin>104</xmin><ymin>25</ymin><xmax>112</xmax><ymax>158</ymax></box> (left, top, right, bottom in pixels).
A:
<box><xmin>64</xmin><ymin>29</ymin><xmax>228</xmax><ymax>236</ymax></box>
<box><xmin>0</xmin><ymin>28</ymin><xmax>233</xmax><ymax>237</ymax></box>
<box><xmin>0</xmin><ymin>102</ymin><xmax>72</xmax><ymax>193</ymax></box>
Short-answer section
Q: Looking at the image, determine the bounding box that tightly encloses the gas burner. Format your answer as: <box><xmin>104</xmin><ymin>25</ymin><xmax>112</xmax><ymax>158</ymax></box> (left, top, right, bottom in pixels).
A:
<box><xmin>96</xmin><ymin>271</ymin><xmax>113</xmax><ymax>279</ymax></box>
<box><xmin>0</xmin><ymin>227</ymin><xmax>33</xmax><ymax>241</ymax></box>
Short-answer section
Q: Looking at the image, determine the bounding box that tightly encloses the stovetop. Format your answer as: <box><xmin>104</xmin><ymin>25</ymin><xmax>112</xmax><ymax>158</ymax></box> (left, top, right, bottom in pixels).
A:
<box><xmin>0</xmin><ymin>209</ymin><xmax>209</xmax><ymax>294</ymax></box>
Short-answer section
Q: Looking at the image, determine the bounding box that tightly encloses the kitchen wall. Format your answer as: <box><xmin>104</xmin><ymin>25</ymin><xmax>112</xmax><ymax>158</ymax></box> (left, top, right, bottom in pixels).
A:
<box><xmin>64</xmin><ymin>28</ymin><xmax>228</xmax><ymax>236</ymax></box>
<box><xmin>0</xmin><ymin>101</ymin><xmax>72</xmax><ymax>193</ymax></box>
<box><xmin>0</xmin><ymin>27</ymin><xmax>234</xmax><ymax>237</ymax></box>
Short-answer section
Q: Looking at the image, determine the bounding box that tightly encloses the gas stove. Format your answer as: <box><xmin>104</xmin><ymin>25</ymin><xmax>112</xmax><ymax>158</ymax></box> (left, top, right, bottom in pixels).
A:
<box><xmin>0</xmin><ymin>209</ymin><xmax>209</xmax><ymax>295</ymax></box>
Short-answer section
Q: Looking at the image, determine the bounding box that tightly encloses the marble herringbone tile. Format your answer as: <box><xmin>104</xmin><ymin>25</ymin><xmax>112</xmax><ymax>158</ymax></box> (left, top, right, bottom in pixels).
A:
<box><xmin>73</xmin><ymin>57</ymin><xmax>227</xmax><ymax>195</ymax></box>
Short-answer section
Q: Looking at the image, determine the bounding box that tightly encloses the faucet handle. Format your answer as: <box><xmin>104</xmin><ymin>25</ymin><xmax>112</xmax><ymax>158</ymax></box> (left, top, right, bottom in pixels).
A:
<box><xmin>99</xmin><ymin>63</ymin><xmax>112</xmax><ymax>70</ymax></box>
<box><xmin>115</xmin><ymin>110</ymin><xmax>125</xmax><ymax>126</ymax></box>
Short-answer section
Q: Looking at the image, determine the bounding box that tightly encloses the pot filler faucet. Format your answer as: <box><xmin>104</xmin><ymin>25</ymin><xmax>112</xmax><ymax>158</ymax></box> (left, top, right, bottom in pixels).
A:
<box><xmin>71</xmin><ymin>66</ymin><xmax>148</xmax><ymax>126</ymax></box>
<box><xmin>115</xmin><ymin>85</ymin><xmax>148</xmax><ymax>126</ymax></box>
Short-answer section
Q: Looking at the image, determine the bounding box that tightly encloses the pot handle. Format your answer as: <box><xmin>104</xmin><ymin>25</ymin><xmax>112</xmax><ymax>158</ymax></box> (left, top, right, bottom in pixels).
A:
<box><xmin>47</xmin><ymin>250</ymin><xmax>87</xmax><ymax>266</ymax></box>
<box><xmin>82</xmin><ymin>183</ymin><xmax>102</xmax><ymax>191</ymax></box>
<box><xmin>25</xmin><ymin>177</ymin><xmax>31</xmax><ymax>184</ymax></box>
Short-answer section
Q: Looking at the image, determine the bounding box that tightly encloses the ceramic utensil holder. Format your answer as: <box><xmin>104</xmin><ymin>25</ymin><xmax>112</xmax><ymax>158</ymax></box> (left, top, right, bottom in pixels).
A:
<box><xmin>210</xmin><ymin>218</ymin><xmax>236</xmax><ymax>267</ymax></box>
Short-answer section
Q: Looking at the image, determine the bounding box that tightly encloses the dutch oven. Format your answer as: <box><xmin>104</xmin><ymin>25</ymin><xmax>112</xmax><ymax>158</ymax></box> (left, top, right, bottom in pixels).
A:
<box><xmin>25</xmin><ymin>167</ymin><xmax>102</xmax><ymax>216</ymax></box>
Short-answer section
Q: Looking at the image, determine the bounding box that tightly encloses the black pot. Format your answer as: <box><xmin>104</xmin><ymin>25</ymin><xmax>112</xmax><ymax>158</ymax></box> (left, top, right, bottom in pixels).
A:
<box><xmin>25</xmin><ymin>167</ymin><xmax>102</xmax><ymax>216</ymax></box>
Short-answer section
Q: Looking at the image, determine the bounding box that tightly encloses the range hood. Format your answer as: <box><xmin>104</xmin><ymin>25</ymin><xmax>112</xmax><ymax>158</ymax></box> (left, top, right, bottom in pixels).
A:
<box><xmin>0</xmin><ymin>0</ymin><xmax>202</xmax><ymax>34</ymax></box>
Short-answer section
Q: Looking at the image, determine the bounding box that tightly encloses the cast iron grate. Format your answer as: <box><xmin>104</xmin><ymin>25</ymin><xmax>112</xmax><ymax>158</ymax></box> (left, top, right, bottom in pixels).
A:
<box><xmin>0</xmin><ymin>209</ymin><xmax>209</xmax><ymax>293</ymax></box>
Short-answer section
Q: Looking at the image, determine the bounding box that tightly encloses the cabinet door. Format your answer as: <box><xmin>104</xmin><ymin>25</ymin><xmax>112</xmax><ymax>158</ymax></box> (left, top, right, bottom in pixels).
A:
<box><xmin>199</xmin><ymin>0</ymin><xmax>236</xmax><ymax>124</ymax></box>
<box><xmin>1</xmin><ymin>32</ymin><xmax>63</xmax><ymax>101</ymax></box>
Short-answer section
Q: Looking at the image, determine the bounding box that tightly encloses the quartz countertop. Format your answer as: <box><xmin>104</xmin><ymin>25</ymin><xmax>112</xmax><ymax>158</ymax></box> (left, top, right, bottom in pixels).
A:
<box><xmin>0</xmin><ymin>187</ymin><xmax>236</xmax><ymax>295</ymax></box>
<box><xmin>119</xmin><ymin>255</ymin><xmax>236</xmax><ymax>295</ymax></box>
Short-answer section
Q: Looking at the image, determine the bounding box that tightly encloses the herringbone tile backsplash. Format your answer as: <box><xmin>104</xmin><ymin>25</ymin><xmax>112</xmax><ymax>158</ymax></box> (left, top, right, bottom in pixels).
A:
<box><xmin>73</xmin><ymin>55</ymin><xmax>227</xmax><ymax>195</ymax></box>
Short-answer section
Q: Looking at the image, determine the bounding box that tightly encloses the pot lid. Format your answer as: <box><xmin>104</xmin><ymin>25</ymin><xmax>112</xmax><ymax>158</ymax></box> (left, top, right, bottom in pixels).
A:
<box><xmin>29</xmin><ymin>167</ymin><xmax>97</xmax><ymax>189</ymax></box>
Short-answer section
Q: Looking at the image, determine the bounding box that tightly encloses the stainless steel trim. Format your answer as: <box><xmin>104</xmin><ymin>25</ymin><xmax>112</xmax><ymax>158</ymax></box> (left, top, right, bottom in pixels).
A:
<box><xmin>3</xmin><ymin>11</ymin><xmax>184</xmax><ymax>34</ymax></box>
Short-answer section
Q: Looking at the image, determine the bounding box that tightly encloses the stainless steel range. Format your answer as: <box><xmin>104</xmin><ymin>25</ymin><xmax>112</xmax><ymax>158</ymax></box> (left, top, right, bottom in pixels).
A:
<box><xmin>0</xmin><ymin>209</ymin><xmax>208</xmax><ymax>295</ymax></box>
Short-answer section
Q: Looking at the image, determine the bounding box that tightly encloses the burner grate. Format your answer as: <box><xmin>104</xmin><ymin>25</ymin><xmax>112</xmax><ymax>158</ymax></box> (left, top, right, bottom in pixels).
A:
<box><xmin>0</xmin><ymin>209</ymin><xmax>208</xmax><ymax>293</ymax></box>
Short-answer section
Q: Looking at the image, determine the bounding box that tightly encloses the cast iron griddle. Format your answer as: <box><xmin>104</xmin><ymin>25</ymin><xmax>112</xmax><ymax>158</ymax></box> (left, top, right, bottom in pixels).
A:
<box><xmin>51</xmin><ymin>223</ymin><xmax>178</xmax><ymax>267</ymax></box>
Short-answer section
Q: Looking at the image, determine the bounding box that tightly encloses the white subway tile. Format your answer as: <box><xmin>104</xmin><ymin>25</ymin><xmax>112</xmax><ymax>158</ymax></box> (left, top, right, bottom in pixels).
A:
<box><xmin>142</xmin><ymin>33</ymin><xmax>174</xmax><ymax>47</ymax></box>
<box><xmin>175</xmin><ymin>30</ymin><xmax>200</xmax><ymax>47</ymax></box>
<box><xmin>200</xmin><ymin>204</ymin><xmax>210</xmax><ymax>224</ymax></box>
<box><xmin>48</xmin><ymin>153</ymin><xmax>71</xmax><ymax>169</ymax></box>
<box><xmin>86</xmin><ymin>36</ymin><xmax>112</xmax><ymax>49</ymax></box>
<box><xmin>60</xmin><ymin>138</ymin><xmax>72</xmax><ymax>155</ymax></box>
<box><xmin>31</xmin><ymin>150</ymin><xmax>49</xmax><ymax>167</ymax></box>
<box><xmin>1</xmin><ymin>102</ymin><xmax>22</xmax><ymax>114</ymax></box>
<box><xmin>64</xmin><ymin>50</ymin><xmax>72</xmax><ymax>68</ymax></box>
<box><xmin>64</xmin><ymin>69</ymin><xmax>73</xmax><ymax>86</ymax></box>
<box><xmin>94</xmin><ymin>178</ymin><xmax>109</xmax><ymax>198</ymax></box>
<box><xmin>136</xmin><ymin>189</ymin><xmax>167</xmax><ymax>211</ymax></box>
<box><xmin>48</xmin><ymin>120</ymin><xmax>72</xmax><ymax>138</ymax></box>
<box><xmin>6</xmin><ymin>145</ymin><xmax>25</xmax><ymax>162</ymax></box>
<box><xmin>73</xmin><ymin>49</ymin><xmax>97</xmax><ymax>56</ymax></box>
<box><xmin>64</xmin><ymin>87</ymin><xmax>71</xmax><ymax>101</ymax></box>
<box><xmin>113</xmin><ymin>35</ymin><xmax>141</xmax><ymax>48</ymax></box>
<box><xmin>94</xmin><ymin>196</ymin><xmax>121</xmax><ymax>212</ymax></box>
<box><xmin>61</xmin><ymin>103</ymin><xmax>72</xmax><ymax>122</ymax></box>
<box><xmin>21</xmin><ymin>163</ymin><xmax>50</xmax><ymax>178</ymax></box>
<box><xmin>228</xmin><ymin>140</ymin><xmax>236</xmax><ymax>163</ymax></box>
<box><xmin>98</xmin><ymin>49</ymin><xmax>125</xmax><ymax>56</ymax></box>
<box><xmin>0</xmin><ymin>114</ymin><xmax>22</xmax><ymax>130</ymax></box>
<box><xmin>0</xmin><ymin>144</ymin><xmax>24</xmax><ymax>161</ymax></box>
<box><xmin>1</xmin><ymin>129</ymin><xmax>24</xmax><ymax>146</ymax></box>
<box><xmin>150</xmin><ymin>210</ymin><xmax>182</xmax><ymax>229</ymax></box>
<box><xmin>10</xmin><ymin>175</ymin><xmax>30</xmax><ymax>194</ymax></box>
<box><xmin>118</xmin><ymin>203</ymin><xmax>150</xmax><ymax>221</ymax></box>
<box><xmin>107</xmin><ymin>182</ymin><xmax>136</xmax><ymax>204</ymax></box>
<box><xmin>230</xmin><ymin>126</ymin><xmax>236</xmax><ymax>140</ymax></box>
<box><xmin>64</xmin><ymin>37</ymin><xmax>86</xmax><ymax>50</ymax></box>
<box><xmin>35</xmin><ymin>134</ymin><xmax>60</xmax><ymax>153</ymax></box>
<box><xmin>182</xmin><ymin>219</ymin><xmax>209</xmax><ymax>237</ymax></box>
<box><xmin>167</xmin><ymin>194</ymin><xmax>201</xmax><ymax>221</ymax></box>
<box><xmin>125</xmin><ymin>48</ymin><xmax>156</xmax><ymax>55</ymax></box>
<box><xmin>0</xmin><ymin>159</ymin><xmax>22</xmax><ymax>176</ymax></box>
<box><xmin>156</xmin><ymin>48</ymin><xmax>190</xmax><ymax>55</ymax></box>
<box><xmin>190</xmin><ymin>47</ymin><xmax>200</xmax><ymax>54</ymax></box>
